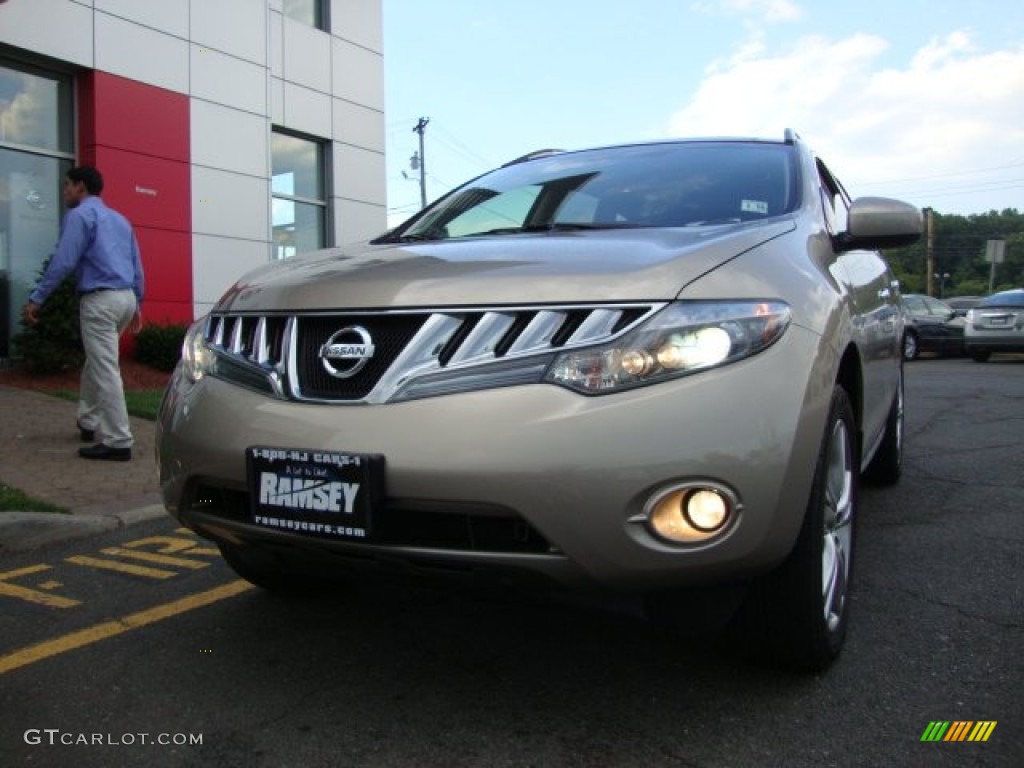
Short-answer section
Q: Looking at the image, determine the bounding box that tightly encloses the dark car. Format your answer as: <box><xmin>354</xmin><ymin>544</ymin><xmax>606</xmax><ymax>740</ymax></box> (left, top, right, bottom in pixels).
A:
<box><xmin>945</xmin><ymin>295</ymin><xmax>983</xmax><ymax>317</ymax></box>
<box><xmin>901</xmin><ymin>294</ymin><xmax>965</xmax><ymax>360</ymax></box>
<box><xmin>964</xmin><ymin>288</ymin><xmax>1024</xmax><ymax>361</ymax></box>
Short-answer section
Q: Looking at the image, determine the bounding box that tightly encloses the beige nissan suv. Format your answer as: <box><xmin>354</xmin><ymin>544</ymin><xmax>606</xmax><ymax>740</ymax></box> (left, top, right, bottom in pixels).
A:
<box><xmin>157</xmin><ymin>132</ymin><xmax>921</xmax><ymax>671</ymax></box>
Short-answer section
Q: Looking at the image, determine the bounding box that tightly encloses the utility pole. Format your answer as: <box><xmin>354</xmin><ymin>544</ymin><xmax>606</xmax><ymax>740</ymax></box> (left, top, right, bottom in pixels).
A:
<box><xmin>923</xmin><ymin>208</ymin><xmax>935</xmax><ymax>296</ymax></box>
<box><xmin>413</xmin><ymin>117</ymin><xmax>429</xmax><ymax>210</ymax></box>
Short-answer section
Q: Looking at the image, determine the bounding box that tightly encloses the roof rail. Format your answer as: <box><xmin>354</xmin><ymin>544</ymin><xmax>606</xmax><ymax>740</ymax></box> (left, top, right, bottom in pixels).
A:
<box><xmin>784</xmin><ymin>128</ymin><xmax>801</xmax><ymax>144</ymax></box>
<box><xmin>501</xmin><ymin>148</ymin><xmax>565</xmax><ymax>167</ymax></box>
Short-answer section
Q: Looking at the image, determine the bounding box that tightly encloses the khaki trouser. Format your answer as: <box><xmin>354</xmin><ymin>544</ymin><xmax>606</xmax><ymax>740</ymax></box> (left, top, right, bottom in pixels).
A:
<box><xmin>77</xmin><ymin>289</ymin><xmax>137</xmax><ymax>449</ymax></box>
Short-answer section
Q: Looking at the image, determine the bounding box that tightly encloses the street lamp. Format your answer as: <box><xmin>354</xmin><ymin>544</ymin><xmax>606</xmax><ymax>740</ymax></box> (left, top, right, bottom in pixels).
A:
<box><xmin>939</xmin><ymin>273</ymin><xmax>950</xmax><ymax>298</ymax></box>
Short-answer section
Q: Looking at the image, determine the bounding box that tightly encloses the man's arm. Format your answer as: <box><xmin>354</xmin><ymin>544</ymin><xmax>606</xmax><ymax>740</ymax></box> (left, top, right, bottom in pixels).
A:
<box><xmin>28</xmin><ymin>210</ymin><xmax>89</xmax><ymax>306</ymax></box>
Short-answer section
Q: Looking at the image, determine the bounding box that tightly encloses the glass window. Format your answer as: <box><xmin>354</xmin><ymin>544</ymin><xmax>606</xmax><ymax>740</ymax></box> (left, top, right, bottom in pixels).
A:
<box><xmin>0</xmin><ymin>59</ymin><xmax>73</xmax><ymax>358</ymax></box>
<box><xmin>0</xmin><ymin>61</ymin><xmax>73</xmax><ymax>153</ymax></box>
<box><xmin>283</xmin><ymin>0</ymin><xmax>324</xmax><ymax>29</ymax></box>
<box><xmin>272</xmin><ymin>130</ymin><xmax>328</xmax><ymax>259</ymax></box>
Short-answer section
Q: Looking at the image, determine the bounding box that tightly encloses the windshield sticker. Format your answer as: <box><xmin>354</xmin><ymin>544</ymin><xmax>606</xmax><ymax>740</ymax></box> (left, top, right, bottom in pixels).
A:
<box><xmin>741</xmin><ymin>200</ymin><xmax>769</xmax><ymax>215</ymax></box>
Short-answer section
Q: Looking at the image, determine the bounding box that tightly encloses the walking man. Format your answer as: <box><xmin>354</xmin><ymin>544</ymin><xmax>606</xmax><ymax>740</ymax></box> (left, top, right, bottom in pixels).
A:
<box><xmin>22</xmin><ymin>166</ymin><xmax>145</xmax><ymax>462</ymax></box>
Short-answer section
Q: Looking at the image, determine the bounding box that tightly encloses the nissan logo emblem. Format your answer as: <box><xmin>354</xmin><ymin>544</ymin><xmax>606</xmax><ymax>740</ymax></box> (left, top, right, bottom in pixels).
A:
<box><xmin>319</xmin><ymin>326</ymin><xmax>375</xmax><ymax>379</ymax></box>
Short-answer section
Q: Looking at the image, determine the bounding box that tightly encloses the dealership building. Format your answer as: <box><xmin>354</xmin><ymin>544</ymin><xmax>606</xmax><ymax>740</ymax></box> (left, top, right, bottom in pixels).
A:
<box><xmin>0</xmin><ymin>0</ymin><xmax>385</xmax><ymax>358</ymax></box>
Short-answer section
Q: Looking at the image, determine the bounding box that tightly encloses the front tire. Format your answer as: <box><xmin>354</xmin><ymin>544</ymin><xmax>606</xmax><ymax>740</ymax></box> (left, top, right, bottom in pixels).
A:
<box><xmin>863</xmin><ymin>364</ymin><xmax>903</xmax><ymax>485</ymax></box>
<box><xmin>739</xmin><ymin>385</ymin><xmax>859</xmax><ymax>673</ymax></box>
<box><xmin>902</xmin><ymin>332</ymin><xmax>919</xmax><ymax>361</ymax></box>
<box><xmin>971</xmin><ymin>349</ymin><xmax>991</xmax><ymax>362</ymax></box>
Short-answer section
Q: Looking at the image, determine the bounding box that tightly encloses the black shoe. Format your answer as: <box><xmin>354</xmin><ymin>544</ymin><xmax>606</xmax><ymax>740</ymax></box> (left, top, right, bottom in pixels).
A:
<box><xmin>77</xmin><ymin>421</ymin><xmax>95</xmax><ymax>443</ymax></box>
<box><xmin>78</xmin><ymin>444</ymin><xmax>131</xmax><ymax>462</ymax></box>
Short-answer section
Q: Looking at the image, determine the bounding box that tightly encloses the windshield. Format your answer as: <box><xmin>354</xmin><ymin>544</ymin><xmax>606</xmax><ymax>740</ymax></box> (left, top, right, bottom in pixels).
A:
<box><xmin>386</xmin><ymin>142</ymin><xmax>798</xmax><ymax>241</ymax></box>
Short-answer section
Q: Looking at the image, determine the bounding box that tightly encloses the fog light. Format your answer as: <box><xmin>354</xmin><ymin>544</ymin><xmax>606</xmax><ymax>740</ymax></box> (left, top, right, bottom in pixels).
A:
<box><xmin>684</xmin><ymin>489</ymin><xmax>729</xmax><ymax>532</ymax></box>
<box><xmin>641</xmin><ymin>483</ymin><xmax>739</xmax><ymax>544</ymax></box>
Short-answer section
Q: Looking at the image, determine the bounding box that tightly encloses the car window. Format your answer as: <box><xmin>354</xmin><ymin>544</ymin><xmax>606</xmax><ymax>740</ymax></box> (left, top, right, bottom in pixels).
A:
<box><xmin>816</xmin><ymin>159</ymin><xmax>850</xmax><ymax>235</ymax></box>
<box><xmin>393</xmin><ymin>142</ymin><xmax>798</xmax><ymax>240</ymax></box>
<box><xmin>924</xmin><ymin>297</ymin><xmax>952</xmax><ymax>315</ymax></box>
<box><xmin>903</xmin><ymin>296</ymin><xmax>926</xmax><ymax>313</ymax></box>
<box><xmin>445</xmin><ymin>185</ymin><xmax>542</xmax><ymax>237</ymax></box>
<box><xmin>979</xmin><ymin>291</ymin><xmax>1024</xmax><ymax>308</ymax></box>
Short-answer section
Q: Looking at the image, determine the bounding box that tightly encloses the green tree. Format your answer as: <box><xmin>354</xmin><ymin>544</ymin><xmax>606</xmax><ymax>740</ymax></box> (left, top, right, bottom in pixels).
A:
<box><xmin>10</xmin><ymin>257</ymin><xmax>84</xmax><ymax>374</ymax></box>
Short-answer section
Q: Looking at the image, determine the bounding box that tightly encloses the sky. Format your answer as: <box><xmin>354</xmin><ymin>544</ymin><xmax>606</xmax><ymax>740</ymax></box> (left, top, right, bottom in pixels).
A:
<box><xmin>382</xmin><ymin>0</ymin><xmax>1024</xmax><ymax>225</ymax></box>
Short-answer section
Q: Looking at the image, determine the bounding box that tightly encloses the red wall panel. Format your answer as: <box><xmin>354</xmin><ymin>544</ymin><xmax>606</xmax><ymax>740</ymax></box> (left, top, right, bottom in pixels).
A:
<box><xmin>89</xmin><ymin>147</ymin><xmax>189</xmax><ymax>233</ymax></box>
<box><xmin>79</xmin><ymin>72</ymin><xmax>189</xmax><ymax>162</ymax></box>
<box><xmin>77</xmin><ymin>71</ymin><xmax>192</xmax><ymax>328</ymax></box>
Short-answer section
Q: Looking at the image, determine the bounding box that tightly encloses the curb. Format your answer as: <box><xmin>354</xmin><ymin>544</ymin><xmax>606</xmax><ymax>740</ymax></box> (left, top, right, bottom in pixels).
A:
<box><xmin>0</xmin><ymin>503</ymin><xmax>167</xmax><ymax>553</ymax></box>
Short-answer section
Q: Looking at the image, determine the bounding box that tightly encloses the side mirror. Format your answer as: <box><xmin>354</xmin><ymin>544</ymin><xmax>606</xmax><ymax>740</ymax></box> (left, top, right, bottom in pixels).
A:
<box><xmin>838</xmin><ymin>197</ymin><xmax>923</xmax><ymax>251</ymax></box>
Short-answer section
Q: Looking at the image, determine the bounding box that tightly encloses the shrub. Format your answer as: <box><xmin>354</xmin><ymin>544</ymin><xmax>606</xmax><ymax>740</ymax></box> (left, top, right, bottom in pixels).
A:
<box><xmin>11</xmin><ymin>259</ymin><xmax>85</xmax><ymax>375</ymax></box>
<box><xmin>133</xmin><ymin>322</ymin><xmax>188</xmax><ymax>372</ymax></box>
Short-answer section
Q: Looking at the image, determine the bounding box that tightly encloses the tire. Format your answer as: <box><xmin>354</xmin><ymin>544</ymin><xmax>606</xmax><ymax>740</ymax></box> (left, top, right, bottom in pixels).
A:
<box><xmin>218</xmin><ymin>542</ymin><xmax>312</xmax><ymax>594</ymax></box>
<box><xmin>971</xmin><ymin>349</ymin><xmax>991</xmax><ymax>362</ymax></box>
<box><xmin>738</xmin><ymin>385</ymin><xmax>859</xmax><ymax>673</ymax></box>
<box><xmin>863</xmin><ymin>364</ymin><xmax>903</xmax><ymax>486</ymax></box>
<box><xmin>902</xmin><ymin>332</ymin><xmax>919</xmax><ymax>361</ymax></box>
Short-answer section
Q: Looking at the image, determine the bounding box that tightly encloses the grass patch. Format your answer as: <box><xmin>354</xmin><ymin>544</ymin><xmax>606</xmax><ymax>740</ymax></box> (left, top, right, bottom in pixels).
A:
<box><xmin>0</xmin><ymin>483</ymin><xmax>68</xmax><ymax>514</ymax></box>
<box><xmin>53</xmin><ymin>389</ymin><xmax>165</xmax><ymax>421</ymax></box>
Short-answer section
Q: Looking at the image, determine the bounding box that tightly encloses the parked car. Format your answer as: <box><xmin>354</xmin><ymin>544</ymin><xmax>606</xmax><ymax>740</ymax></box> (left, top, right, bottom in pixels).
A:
<box><xmin>945</xmin><ymin>295</ymin><xmax>982</xmax><ymax>317</ymax></box>
<box><xmin>964</xmin><ymin>288</ymin><xmax>1024</xmax><ymax>361</ymax></box>
<box><xmin>901</xmin><ymin>294</ymin><xmax>966</xmax><ymax>360</ymax></box>
<box><xmin>157</xmin><ymin>132</ymin><xmax>921</xmax><ymax>672</ymax></box>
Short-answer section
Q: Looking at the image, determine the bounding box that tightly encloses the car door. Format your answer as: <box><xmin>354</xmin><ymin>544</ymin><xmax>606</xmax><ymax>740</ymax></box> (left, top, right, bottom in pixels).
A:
<box><xmin>817</xmin><ymin>159</ymin><xmax>900</xmax><ymax>453</ymax></box>
<box><xmin>923</xmin><ymin>296</ymin><xmax>965</xmax><ymax>353</ymax></box>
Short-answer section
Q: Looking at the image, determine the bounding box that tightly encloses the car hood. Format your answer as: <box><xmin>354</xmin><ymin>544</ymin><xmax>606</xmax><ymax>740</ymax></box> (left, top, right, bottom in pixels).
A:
<box><xmin>215</xmin><ymin>220</ymin><xmax>795</xmax><ymax>312</ymax></box>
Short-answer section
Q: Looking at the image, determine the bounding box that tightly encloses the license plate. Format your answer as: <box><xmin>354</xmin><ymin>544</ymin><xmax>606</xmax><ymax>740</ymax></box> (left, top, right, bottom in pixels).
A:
<box><xmin>988</xmin><ymin>317</ymin><xmax>1008</xmax><ymax>326</ymax></box>
<box><xmin>247</xmin><ymin>447</ymin><xmax>384</xmax><ymax>541</ymax></box>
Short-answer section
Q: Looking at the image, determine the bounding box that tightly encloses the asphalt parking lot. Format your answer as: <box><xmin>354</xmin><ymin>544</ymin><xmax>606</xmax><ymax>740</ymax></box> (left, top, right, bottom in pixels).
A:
<box><xmin>0</xmin><ymin>356</ymin><xmax>1020</xmax><ymax>767</ymax></box>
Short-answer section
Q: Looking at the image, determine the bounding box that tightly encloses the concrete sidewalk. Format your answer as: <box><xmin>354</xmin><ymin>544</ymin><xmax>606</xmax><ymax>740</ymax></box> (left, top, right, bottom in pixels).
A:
<box><xmin>0</xmin><ymin>385</ymin><xmax>166</xmax><ymax>552</ymax></box>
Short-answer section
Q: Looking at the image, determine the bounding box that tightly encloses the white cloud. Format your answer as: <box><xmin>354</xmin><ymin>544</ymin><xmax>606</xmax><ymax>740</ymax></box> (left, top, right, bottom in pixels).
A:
<box><xmin>691</xmin><ymin>0</ymin><xmax>803</xmax><ymax>25</ymax></box>
<box><xmin>667</xmin><ymin>30</ymin><xmax>1024</xmax><ymax>213</ymax></box>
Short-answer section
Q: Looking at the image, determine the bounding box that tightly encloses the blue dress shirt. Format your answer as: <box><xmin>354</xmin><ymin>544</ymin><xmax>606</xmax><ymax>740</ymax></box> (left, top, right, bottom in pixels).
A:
<box><xmin>29</xmin><ymin>196</ymin><xmax>145</xmax><ymax>306</ymax></box>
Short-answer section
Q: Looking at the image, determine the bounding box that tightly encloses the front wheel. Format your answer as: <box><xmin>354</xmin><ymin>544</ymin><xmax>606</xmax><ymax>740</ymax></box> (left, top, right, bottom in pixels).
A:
<box><xmin>864</xmin><ymin>364</ymin><xmax>903</xmax><ymax>485</ymax></box>
<box><xmin>738</xmin><ymin>385</ymin><xmax>859</xmax><ymax>673</ymax></box>
<box><xmin>902</xmin><ymin>332</ymin><xmax>919</xmax><ymax>361</ymax></box>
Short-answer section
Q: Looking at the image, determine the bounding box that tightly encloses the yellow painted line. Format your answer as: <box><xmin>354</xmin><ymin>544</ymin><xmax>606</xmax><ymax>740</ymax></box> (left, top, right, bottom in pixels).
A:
<box><xmin>0</xmin><ymin>580</ymin><xmax>254</xmax><ymax>675</ymax></box>
<box><xmin>0</xmin><ymin>565</ymin><xmax>81</xmax><ymax>609</ymax></box>
<box><xmin>65</xmin><ymin>555</ymin><xmax>177</xmax><ymax>580</ymax></box>
<box><xmin>100</xmin><ymin>547</ymin><xmax>211</xmax><ymax>570</ymax></box>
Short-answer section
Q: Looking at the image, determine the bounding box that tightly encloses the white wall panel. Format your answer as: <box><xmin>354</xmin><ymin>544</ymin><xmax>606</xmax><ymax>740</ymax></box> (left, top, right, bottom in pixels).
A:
<box><xmin>190</xmin><ymin>0</ymin><xmax>267</xmax><ymax>65</ymax></box>
<box><xmin>331</xmin><ymin>39</ymin><xmax>383</xmax><ymax>110</ymax></box>
<box><xmin>0</xmin><ymin>0</ymin><xmax>94</xmax><ymax>68</ymax></box>
<box><xmin>335</xmin><ymin>199</ymin><xmax>386</xmax><ymax>246</ymax></box>
<box><xmin>269</xmin><ymin>10</ymin><xmax>284</xmax><ymax>77</ymax></box>
<box><xmin>192</xmin><ymin>234</ymin><xmax>270</xmax><ymax>307</ymax></box>
<box><xmin>282</xmin><ymin>83</ymin><xmax>331</xmax><ymax>138</ymax></box>
<box><xmin>191</xmin><ymin>45</ymin><xmax>267</xmax><ymax>116</ymax></box>
<box><xmin>270</xmin><ymin>77</ymin><xmax>285</xmax><ymax>124</ymax></box>
<box><xmin>333</xmin><ymin>99</ymin><xmax>384</xmax><ymax>152</ymax></box>
<box><xmin>330</xmin><ymin>0</ymin><xmax>382</xmax><ymax>52</ymax></box>
<box><xmin>95</xmin><ymin>13</ymin><xmax>189</xmax><ymax>93</ymax></box>
<box><xmin>333</xmin><ymin>143</ymin><xmax>385</xmax><ymax>204</ymax></box>
<box><xmin>282</xmin><ymin>19</ymin><xmax>331</xmax><ymax>93</ymax></box>
<box><xmin>95</xmin><ymin>0</ymin><xmax>188</xmax><ymax>38</ymax></box>
<box><xmin>192</xmin><ymin>166</ymin><xmax>270</xmax><ymax>242</ymax></box>
<box><xmin>191</xmin><ymin>101</ymin><xmax>269</xmax><ymax>177</ymax></box>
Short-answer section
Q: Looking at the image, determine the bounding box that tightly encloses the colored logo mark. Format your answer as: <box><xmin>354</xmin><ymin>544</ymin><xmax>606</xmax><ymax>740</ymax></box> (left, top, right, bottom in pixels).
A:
<box><xmin>921</xmin><ymin>721</ymin><xmax>997</xmax><ymax>742</ymax></box>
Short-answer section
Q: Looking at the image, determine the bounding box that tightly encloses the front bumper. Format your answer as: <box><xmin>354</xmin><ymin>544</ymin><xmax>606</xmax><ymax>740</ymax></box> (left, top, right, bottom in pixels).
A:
<box><xmin>157</xmin><ymin>326</ymin><xmax>829</xmax><ymax>592</ymax></box>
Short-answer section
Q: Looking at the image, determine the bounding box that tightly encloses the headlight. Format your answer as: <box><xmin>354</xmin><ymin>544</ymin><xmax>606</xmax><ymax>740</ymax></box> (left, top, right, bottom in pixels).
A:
<box><xmin>545</xmin><ymin>300</ymin><xmax>790</xmax><ymax>394</ymax></box>
<box><xmin>181</xmin><ymin>317</ymin><xmax>215</xmax><ymax>384</ymax></box>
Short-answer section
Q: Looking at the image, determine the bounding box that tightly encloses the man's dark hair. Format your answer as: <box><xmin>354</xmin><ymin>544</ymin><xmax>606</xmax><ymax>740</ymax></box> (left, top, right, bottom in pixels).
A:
<box><xmin>66</xmin><ymin>166</ymin><xmax>104</xmax><ymax>196</ymax></box>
